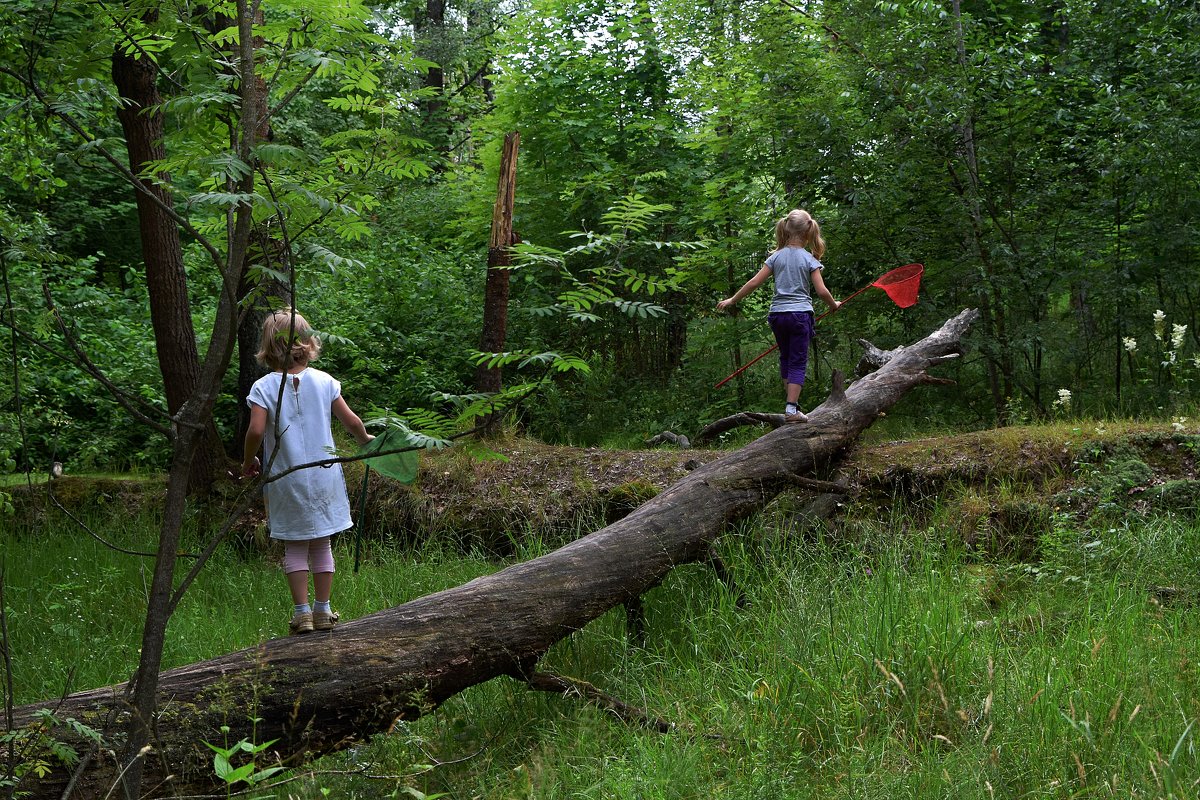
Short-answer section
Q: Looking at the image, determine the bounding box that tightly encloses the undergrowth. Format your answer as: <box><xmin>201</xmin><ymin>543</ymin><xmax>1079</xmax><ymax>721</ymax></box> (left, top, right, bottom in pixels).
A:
<box><xmin>2</xmin><ymin>425</ymin><xmax>1199</xmax><ymax>798</ymax></box>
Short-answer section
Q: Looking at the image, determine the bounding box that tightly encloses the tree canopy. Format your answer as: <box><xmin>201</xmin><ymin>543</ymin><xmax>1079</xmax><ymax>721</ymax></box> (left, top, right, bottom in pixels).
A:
<box><xmin>0</xmin><ymin>0</ymin><xmax>1196</xmax><ymax>465</ymax></box>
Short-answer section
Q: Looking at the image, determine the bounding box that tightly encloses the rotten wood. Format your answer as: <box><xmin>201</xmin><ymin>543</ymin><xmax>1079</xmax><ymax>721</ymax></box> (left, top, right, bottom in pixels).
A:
<box><xmin>645</xmin><ymin>431</ymin><xmax>691</xmax><ymax>449</ymax></box>
<box><xmin>855</xmin><ymin>338</ymin><xmax>903</xmax><ymax>376</ymax></box>
<box><xmin>474</xmin><ymin>131</ymin><xmax>520</xmax><ymax>397</ymax></box>
<box><xmin>10</xmin><ymin>310</ymin><xmax>979</xmax><ymax>798</ymax></box>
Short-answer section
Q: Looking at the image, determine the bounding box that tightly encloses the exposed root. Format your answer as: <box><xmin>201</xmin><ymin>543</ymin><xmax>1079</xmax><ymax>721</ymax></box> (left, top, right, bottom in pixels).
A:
<box><xmin>524</xmin><ymin>671</ymin><xmax>675</xmax><ymax>733</ymax></box>
<box><xmin>695</xmin><ymin>413</ymin><xmax>784</xmax><ymax>445</ymax></box>
<box><xmin>785</xmin><ymin>474</ymin><xmax>852</xmax><ymax>495</ymax></box>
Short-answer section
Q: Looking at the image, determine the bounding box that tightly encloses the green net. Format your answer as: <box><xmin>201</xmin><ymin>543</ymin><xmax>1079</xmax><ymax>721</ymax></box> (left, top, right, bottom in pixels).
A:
<box><xmin>356</xmin><ymin>429</ymin><xmax>419</xmax><ymax>483</ymax></box>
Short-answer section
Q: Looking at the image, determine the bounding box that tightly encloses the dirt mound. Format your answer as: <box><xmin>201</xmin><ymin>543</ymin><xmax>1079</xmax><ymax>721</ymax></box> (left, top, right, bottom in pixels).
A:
<box><xmin>10</xmin><ymin>424</ymin><xmax>1196</xmax><ymax>557</ymax></box>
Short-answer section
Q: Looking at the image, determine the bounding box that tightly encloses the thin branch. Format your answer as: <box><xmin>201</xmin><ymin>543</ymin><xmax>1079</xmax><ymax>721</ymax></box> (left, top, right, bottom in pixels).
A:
<box><xmin>524</xmin><ymin>671</ymin><xmax>677</xmax><ymax>733</ymax></box>
<box><xmin>444</xmin><ymin>62</ymin><xmax>490</xmax><ymax>102</ymax></box>
<box><xmin>254</xmin><ymin>422</ymin><xmax>477</xmax><ymax>487</ymax></box>
<box><xmin>265</xmin><ymin>64</ymin><xmax>318</xmax><ymax>121</ymax></box>
<box><xmin>38</xmin><ymin>285</ymin><xmax>174</xmax><ymax>436</ymax></box>
<box><xmin>0</xmin><ymin>247</ymin><xmax>31</xmax><ymax>474</ymax></box>
<box><xmin>166</xmin><ymin>486</ymin><xmax>260</xmax><ymax>615</ymax></box>
<box><xmin>45</xmin><ymin>482</ymin><xmax>193</xmax><ymax>560</ymax></box>
<box><xmin>256</xmin><ymin>168</ymin><xmax>296</xmax><ymax>278</ymax></box>
<box><xmin>57</xmin><ymin>745</ymin><xmax>97</xmax><ymax>800</ymax></box>
<box><xmin>1</xmin><ymin>320</ymin><xmax>171</xmax><ymax>430</ymax></box>
<box><xmin>775</xmin><ymin>0</ymin><xmax>872</xmax><ymax>63</ymax></box>
<box><xmin>94</xmin><ymin>0</ymin><xmax>187</xmax><ymax>92</ymax></box>
<box><xmin>260</xmin><ymin>16</ymin><xmax>312</xmax><ymax>98</ymax></box>
<box><xmin>0</xmin><ymin>66</ymin><xmax>227</xmax><ymax>271</ymax></box>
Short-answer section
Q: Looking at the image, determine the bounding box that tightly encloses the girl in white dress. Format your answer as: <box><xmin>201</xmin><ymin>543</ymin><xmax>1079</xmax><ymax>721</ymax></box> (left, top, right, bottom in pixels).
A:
<box><xmin>241</xmin><ymin>310</ymin><xmax>373</xmax><ymax>634</ymax></box>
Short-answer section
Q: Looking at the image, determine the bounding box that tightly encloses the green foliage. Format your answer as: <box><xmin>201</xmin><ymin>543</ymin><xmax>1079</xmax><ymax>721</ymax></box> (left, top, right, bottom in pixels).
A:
<box><xmin>204</xmin><ymin>727</ymin><xmax>284</xmax><ymax>793</ymax></box>
<box><xmin>0</xmin><ymin>208</ymin><xmax>167</xmax><ymax>471</ymax></box>
<box><xmin>510</xmin><ymin>192</ymin><xmax>701</xmax><ymax>323</ymax></box>
<box><xmin>0</xmin><ymin>709</ymin><xmax>103</xmax><ymax>794</ymax></box>
<box><xmin>2</xmin><ymin>0</ymin><xmax>1200</xmax><ymax>459</ymax></box>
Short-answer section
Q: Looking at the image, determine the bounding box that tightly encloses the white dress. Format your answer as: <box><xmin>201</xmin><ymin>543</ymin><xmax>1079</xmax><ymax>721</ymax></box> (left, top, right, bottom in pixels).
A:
<box><xmin>247</xmin><ymin>368</ymin><xmax>353</xmax><ymax>540</ymax></box>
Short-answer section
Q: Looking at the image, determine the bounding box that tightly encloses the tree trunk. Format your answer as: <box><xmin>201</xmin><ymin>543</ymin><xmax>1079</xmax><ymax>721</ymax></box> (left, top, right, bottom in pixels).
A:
<box><xmin>12</xmin><ymin>311</ymin><xmax>979</xmax><ymax>799</ymax></box>
<box><xmin>110</xmin><ymin>3</ymin><xmax>264</xmax><ymax>795</ymax></box>
<box><xmin>416</xmin><ymin>0</ymin><xmax>449</xmax><ymax>160</ymax></box>
<box><xmin>111</xmin><ymin>13</ymin><xmax>219</xmax><ymax>492</ymax></box>
<box><xmin>236</xmin><ymin>228</ymin><xmax>290</xmax><ymax>451</ymax></box>
<box><xmin>474</xmin><ymin>131</ymin><xmax>519</xmax><ymax>396</ymax></box>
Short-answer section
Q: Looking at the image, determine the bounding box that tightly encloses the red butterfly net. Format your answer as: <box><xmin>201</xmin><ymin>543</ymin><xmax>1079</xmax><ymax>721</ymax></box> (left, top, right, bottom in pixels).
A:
<box><xmin>716</xmin><ymin>262</ymin><xmax>927</xmax><ymax>389</ymax></box>
<box><xmin>871</xmin><ymin>263</ymin><xmax>924</xmax><ymax>309</ymax></box>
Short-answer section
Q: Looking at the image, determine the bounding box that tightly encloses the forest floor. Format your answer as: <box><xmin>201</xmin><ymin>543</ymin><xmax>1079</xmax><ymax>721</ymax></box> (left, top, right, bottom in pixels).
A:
<box><xmin>14</xmin><ymin>420</ymin><xmax>1198</xmax><ymax>557</ymax></box>
<box><xmin>332</xmin><ymin>420</ymin><xmax>1200</xmax><ymax>553</ymax></box>
<box><xmin>6</xmin><ymin>420</ymin><xmax>1200</xmax><ymax>798</ymax></box>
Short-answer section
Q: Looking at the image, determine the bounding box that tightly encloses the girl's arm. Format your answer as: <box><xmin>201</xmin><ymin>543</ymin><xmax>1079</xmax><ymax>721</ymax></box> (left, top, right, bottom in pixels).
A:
<box><xmin>716</xmin><ymin>264</ymin><xmax>772</xmax><ymax>311</ymax></box>
<box><xmin>332</xmin><ymin>397</ymin><xmax>373</xmax><ymax>446</ymax></box>
<box><xmin>811</xmin><ymin>269</ymin><xmax>841</xmax><ymax>312</ymax></box>
<box><xmin>241</xmin><ymin>403</ymin><xmax>267</xmax><ymax>477</ymax></box>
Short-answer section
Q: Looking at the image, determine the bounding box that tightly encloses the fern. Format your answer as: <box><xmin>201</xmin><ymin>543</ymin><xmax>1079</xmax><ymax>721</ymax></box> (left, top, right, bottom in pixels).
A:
<box><xmin>609</xmin><ymin>299</ymin><xmax>668</xmax><ymax>318</ymax></box>
<box><xmin>302</xmin><ymin>242</ymin><xmax>364</xmax><ymax>272</ymax></box>
<box><xmin>598</xmin><ymin>193</ymin><xmax>675</xmax><ymax>234</ymax></box>
<box><xmin>187</xmin><ymin>191</ymin><xmax>264</xmax><ymax>209</ymax></box>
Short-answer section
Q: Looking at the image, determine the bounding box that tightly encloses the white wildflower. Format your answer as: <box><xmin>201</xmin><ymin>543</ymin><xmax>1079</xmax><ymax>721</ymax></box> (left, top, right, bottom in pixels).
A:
<box><xmin>1053</xmin><ymin>388</ymin><xmax>1072</xmax><ymax>410</ymax></box>
<box><xmin>1122</xmin><ymin>337</ymin><xmax>1138</xmax><ymax>354</ymax></box>
<box><xmin>1171</xmin><ymin>323</ymin><xmax>1187</xmax><ymax>351</ymax></box>
<box><xmin>1172</xmin><ymin>416</ymin><xmax>1188</xmax><ymax>433</ymax></box>
<box><xmin>1154</xmin><ymin>309</ymin><xmax>1167</xmax><ymax>341</ymax></box>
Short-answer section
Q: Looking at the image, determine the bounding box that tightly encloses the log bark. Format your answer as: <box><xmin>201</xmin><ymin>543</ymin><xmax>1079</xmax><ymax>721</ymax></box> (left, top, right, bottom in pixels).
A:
<box><xmin>11</xmin><ymin>310</ymin><xmax>979</xmax><ymax>798</ymax></box>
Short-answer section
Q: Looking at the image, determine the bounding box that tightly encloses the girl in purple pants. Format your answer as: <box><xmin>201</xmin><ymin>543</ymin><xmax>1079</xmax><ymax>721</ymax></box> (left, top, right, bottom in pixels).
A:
<box><xmin>717</xmin><ymin>210</ymin><xmax>841</xmax><ymax>422</ymax></box>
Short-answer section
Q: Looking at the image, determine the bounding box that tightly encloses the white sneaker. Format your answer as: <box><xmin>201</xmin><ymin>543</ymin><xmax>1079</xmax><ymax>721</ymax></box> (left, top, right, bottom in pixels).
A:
<box><xmin>785</xmin><ymin>410</ymin><xmax>808</xmax><ymax>424</ymax></box>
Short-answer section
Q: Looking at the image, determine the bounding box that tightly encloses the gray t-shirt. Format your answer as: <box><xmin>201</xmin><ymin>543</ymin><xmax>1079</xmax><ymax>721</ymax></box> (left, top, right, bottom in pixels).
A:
<box><xmin>765</xmin><ymin>246</ymin><xmax>823</xmax><ymax>313</ymax></box>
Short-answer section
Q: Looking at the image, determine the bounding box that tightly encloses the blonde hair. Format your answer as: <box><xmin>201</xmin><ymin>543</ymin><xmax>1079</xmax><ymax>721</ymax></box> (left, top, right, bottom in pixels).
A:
<box><xmin>774</xmin><ymin>209</ymin><xmax>826</xmax><ymax>259</ymax></box>
<box><xmin>256</xmin><ymin>309</ymin><xmax>321</xmax><ymax>371</ymax></box>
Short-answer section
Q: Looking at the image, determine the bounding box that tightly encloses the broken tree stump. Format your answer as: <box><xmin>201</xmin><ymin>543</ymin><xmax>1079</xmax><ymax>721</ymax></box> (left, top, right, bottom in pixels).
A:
<box><xmin>10</xmin><ymin>310</ymin><xmax>979</xmax><ymax>798</ymax></box>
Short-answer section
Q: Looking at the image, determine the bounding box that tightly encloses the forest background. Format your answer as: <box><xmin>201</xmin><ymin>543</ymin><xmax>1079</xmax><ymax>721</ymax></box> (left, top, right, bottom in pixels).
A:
<box><xmin>2</xmin><ymin>0</ymin><xmax>1198</xmax><ymax>480</ymax></box>
<box><xmin>2</xmin><ymin>0</ymin><xmax>1200</xmax><ymax>797</ymax></box>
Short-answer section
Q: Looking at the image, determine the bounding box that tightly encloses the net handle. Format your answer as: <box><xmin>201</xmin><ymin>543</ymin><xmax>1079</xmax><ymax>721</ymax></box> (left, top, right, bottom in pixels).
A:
<box><xmin>715</xmin><ymin>263</ymin><xmax>924</xmax><ymax>389</ymax></box>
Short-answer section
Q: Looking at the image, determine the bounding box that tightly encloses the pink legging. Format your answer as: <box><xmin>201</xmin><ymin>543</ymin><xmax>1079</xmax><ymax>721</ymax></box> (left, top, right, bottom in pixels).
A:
<box><xmin>282</xmin><ymin>536</ymin><xmax>335</xmax><ymax>575</ymax></box>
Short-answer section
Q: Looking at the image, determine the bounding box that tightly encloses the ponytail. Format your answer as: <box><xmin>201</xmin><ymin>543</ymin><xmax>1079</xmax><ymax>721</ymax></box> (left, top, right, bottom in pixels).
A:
<box><xmin>773</xmin><ymin>209</ymin><xmax>825</xmax><ymax>259</ymax></box>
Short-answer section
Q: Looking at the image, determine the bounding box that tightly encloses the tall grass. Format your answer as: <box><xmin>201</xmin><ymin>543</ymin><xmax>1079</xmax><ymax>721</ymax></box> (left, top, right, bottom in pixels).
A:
<box><xmin>3</xmin><ymin>499</ymin><xmax>1199</xmax><ymax>798</ymax></box>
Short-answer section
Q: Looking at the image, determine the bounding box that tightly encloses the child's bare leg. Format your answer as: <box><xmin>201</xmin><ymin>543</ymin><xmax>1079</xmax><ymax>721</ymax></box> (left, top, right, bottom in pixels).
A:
<box><xmin>313</xmin><ymin>572</ymin><xmax>333</xmax><ymax>604</ymax></box>
<box><xmin>310</xmin><ymin>536</ymin><xmax>335</xmax><ymax>605</ymax></box>
<box><xmin>282</xmin><ymin>541</ymin><xmax>315</xmax><ymax>633</ymax></box>
<box><xmin>286</xmin><ymin>569</ymin><xmax>310</xmax><ymax>606</ymax></box>
<box><xmin>309</xmin><ymin>537</ymin><xmax>338</xmax><ymax>630</ymax></box>
<box><xmin>785</xmin><ymin>382</ymin><xmax>803</xmax><ymax>405</ymax></box>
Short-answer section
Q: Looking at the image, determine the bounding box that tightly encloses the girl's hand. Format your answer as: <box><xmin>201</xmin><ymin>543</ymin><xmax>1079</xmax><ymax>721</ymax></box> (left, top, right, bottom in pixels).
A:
<box><xmin>240</xmin><ymin>456</ymin><xmax>261</xmax><ymax>479</ymax></box>
<box><xmin>830</xmin><ymin>300</ymin><xmax>842</xmax><ymax>312</ymax></box>
<box><xmin>716</xmin><ymin>298</ymin><xmax>736</xmax><ymax>312</ymax></box>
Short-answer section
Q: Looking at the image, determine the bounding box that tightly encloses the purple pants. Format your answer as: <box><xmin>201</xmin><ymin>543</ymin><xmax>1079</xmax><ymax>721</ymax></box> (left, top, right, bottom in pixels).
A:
<box><xmin>768</xmin><ymin>311</ymin><xmax>815</xmax><ymax>386</ymax></box>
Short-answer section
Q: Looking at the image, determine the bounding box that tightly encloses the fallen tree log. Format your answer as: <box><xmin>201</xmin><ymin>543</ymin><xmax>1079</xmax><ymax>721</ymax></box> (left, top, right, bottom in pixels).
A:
<box><xmin>11</xmin><ymin>309</ymin><xmax>979</xmax><ymax>798</ymax></box>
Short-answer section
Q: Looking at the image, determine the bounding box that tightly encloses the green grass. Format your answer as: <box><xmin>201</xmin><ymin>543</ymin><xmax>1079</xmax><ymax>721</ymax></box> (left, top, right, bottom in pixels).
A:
<box><xmin>3</xmin><ymin>497</ymin><xmax>1200</xmax><ymax>798</ymax></box>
